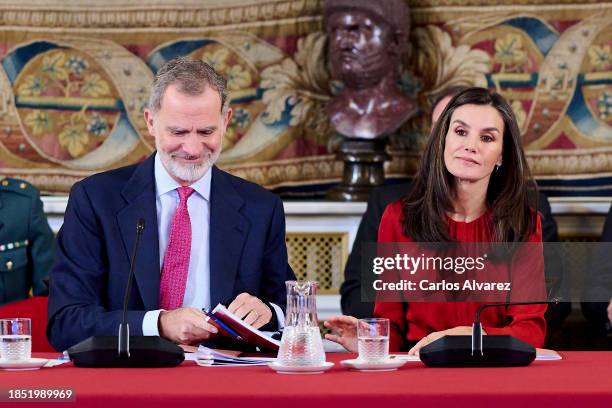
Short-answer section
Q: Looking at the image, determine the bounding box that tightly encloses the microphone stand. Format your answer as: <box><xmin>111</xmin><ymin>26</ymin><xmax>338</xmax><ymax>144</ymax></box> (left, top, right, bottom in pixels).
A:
<box><xmin>68</xmin><ymin>218</ymin><xmax>184</xmax><ymax>368</ymax></box>
<box><xmin>419</xmin><ymin>298</ymin><xmax>560</xmax><ymax>367</ymax></box>
<box><xmin>118</xmin><ymin>219</ymin><xmax>144</xmax><ymax>358</ymax></box>
<box><xmin>472</xmin><ymin>299</ymin><xmax>560</xmax><ymax>357</ymax></box>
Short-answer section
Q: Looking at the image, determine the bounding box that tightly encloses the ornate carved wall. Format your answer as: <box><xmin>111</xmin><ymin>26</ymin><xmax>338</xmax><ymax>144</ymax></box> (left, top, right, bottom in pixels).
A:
<box><xmin>0</xmin><ymin>0</ymin><xmax>611</xmax><ymax>196</ymax></box>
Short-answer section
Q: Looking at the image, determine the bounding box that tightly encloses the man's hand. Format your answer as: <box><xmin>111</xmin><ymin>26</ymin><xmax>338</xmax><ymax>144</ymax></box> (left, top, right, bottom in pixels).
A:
<box><xmin>607</xmin><ymin>299</ymin><xmax>612</xmax><ymax>325</ymax></box>
<box><xmin>408</xmin><ymin>326</ymin><xmax>478</xmax><ymax>356</ymax></box>
<box><xmin>228</xmin><ymin>292</ymin><xmax>272</xmax><ymax>329</ymax></box>
<box><xmin>158</xmin><ymin>307</ymin><xmax>218</xmax><ymax>345</ymax></box>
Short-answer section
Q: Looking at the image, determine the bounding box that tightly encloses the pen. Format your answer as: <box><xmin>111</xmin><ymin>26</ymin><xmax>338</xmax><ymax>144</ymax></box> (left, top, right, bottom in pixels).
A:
<box><xmin>202</xmin><ymin>309</ymin><xmax>243</xmax><ymax>340</ymax></box>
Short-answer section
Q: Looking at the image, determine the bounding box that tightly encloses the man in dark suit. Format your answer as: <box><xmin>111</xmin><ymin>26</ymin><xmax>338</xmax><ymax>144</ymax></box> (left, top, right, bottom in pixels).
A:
<box><xmin>48</xmin><ymin>58</ymin><xmax>295</xmax><ymax>351</ymax></box>
<box><xmin>341</xmin><ymin>87</ymin><xmax>569</xmax><ymax>323</ymax></box>
<box><xmin>0</xmin><ymin>178</ymin><xmax>54</xmax><ymax>305</ymax></box>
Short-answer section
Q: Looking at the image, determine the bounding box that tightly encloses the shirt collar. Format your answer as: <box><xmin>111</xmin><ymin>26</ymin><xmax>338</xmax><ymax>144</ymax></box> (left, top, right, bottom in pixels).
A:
<box><xmin>154</xmin><ymin>153</ymin><xmax>212</xmax><ymax>201</ymax></box>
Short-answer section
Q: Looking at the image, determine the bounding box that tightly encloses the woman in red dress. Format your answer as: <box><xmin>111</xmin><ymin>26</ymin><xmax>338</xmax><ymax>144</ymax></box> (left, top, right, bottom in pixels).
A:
<box><xmin>325</xmin><ymin>87</ymin><xmax>547</xmax><ymax>355</ymax></box>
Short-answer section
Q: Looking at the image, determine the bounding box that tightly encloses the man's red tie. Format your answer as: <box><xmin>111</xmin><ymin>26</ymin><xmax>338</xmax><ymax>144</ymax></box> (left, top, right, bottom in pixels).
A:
<box><xmin>159</xmin><ymin>186</ymin><xmax>195</xmax><ymax>310</ymax></box>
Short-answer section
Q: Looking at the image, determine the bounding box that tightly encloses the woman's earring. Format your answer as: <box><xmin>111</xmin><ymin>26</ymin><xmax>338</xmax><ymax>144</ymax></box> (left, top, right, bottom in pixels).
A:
<box><xmin>495</xmin><ymin>164</ymin><xmax>501</xmax><ymax>172</ymax></box>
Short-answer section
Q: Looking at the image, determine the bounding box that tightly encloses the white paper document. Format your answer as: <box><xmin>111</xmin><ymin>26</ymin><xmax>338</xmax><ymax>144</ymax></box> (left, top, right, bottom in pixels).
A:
<box><xmin>187</xmin><ymin>346</ymin><xmax>276</xmax><ymax>367</ymax></box>
<box><xmin>535</xmin><ymin>348</ymin><xmax>562</xmax><ymax>360</ymax></box>
<box><xmin>389</xmin><ymin>354</ymin><xmax>421</xmax><ymax>362</ymax></box>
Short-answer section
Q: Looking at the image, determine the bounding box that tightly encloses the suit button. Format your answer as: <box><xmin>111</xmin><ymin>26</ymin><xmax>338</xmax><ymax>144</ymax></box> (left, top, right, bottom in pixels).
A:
<box><xmin>5</xmin><ymin>260</ymin><xmax>13</xmax><ymax>270</ymax></box>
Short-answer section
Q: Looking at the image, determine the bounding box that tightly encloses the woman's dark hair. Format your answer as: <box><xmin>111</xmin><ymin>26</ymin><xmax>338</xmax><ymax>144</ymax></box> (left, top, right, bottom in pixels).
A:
<box><xmin>401</xmin><ymin>87</ymin><xmax>537</xmax><ymax>243</ymax></box>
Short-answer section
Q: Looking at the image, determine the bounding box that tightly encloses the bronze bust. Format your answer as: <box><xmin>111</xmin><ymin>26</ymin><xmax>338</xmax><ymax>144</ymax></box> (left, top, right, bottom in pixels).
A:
<box><xmin>324</xmin><ymin>0</ymin><xmax>417</xmax><ymax>139</ymax></box>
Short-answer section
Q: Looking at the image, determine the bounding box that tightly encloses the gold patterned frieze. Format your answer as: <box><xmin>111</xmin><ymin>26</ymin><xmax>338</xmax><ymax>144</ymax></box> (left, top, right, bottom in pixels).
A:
<box><xmin>0</xmin><ymin>1</ymin><xmax>608</xmax><ymax>30</ymax></box>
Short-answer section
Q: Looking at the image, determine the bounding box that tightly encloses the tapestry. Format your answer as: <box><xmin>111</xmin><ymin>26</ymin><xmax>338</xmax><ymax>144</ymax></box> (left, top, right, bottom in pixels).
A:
<box><xmin>0</xmin><ymin>0</ymin><xmax>611</xmax><ymax>197</ymax></box>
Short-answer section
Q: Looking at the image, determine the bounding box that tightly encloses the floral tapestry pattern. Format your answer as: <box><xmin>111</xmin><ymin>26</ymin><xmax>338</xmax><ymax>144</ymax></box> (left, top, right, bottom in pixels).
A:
<box><xmin>0</xmin><ymin>0</ymin><xmax>611</xmax><ymax>196</ymax></box>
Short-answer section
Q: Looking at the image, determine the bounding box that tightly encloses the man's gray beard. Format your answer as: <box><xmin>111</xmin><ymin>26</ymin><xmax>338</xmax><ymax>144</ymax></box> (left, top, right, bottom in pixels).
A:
<box><xmin>158</xmin><ymin>148</ymin><xmax>220</xmax><ymax>183</ymax></box>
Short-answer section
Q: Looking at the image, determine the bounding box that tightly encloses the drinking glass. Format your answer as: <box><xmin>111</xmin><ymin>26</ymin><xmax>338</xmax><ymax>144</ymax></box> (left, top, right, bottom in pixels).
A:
<box><xmin>357</xmin><ymin>318</ymin><xmax>389</xmax><ymax>363</ymax></box>
<box><xmin>0</xmin><ymin>318</ymin><xmax>32</xmax><ymax>361</ymax></box>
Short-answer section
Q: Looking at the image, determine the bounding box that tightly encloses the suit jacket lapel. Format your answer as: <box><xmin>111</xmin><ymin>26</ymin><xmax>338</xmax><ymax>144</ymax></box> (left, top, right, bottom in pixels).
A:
<box><xmin>116</xmin><ymin>154</ymin><xmax>160</xmax><ymax>310</ymax></box>
<box><xmin>209</xmin><ymin>166</ymin><xmax>249</xmax><ymax>307</ymax></box>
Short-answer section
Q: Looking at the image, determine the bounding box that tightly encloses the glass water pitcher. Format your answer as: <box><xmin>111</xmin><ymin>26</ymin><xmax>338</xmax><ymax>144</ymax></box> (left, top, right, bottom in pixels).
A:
<box><xmin>277</xmin><ymin>281</ymin><xmax>325</xmax><ymax>366</ymax></box>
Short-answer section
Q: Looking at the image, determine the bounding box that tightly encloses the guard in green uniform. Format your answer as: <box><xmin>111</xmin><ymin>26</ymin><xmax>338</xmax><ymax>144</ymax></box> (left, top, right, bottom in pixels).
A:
<box><xmin>0</xmin><ymin>177</ymin><xmax>55</xmax><ymax>305</ymax></box>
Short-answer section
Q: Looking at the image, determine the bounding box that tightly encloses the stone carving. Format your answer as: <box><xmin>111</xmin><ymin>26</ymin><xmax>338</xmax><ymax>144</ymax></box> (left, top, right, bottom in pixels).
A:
<box><xmin>324</xmin><ymin>0</ymin><xmax>418</xmax><ymax>139</ymax></box>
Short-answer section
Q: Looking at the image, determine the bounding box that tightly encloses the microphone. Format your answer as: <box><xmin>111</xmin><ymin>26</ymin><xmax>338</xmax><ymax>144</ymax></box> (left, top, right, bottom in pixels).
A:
<box><xmin>118</xmin><ymin>218</ymin><xmax>145</xmax><ymax>358</ymax></box>
<box><xmin>68</xmin><ymin>219</ymin><xmax>185</xmax><ymax>367</ymax></box>
<box><xmin>419</xmin><ymin>298</ymin><xmax>559</xmax><ymax>368</ymax></box>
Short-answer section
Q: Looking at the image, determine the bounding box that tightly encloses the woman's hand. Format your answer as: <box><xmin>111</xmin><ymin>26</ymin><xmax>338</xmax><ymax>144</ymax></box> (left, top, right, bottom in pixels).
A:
<box><xmin>408</xmin><ymin>326</ymin><xmax>479</xmax><ymax>356</ymax></box>
<box><xmin>323</xmin><ymin>315</ymin><xmax>359</xmax><ymax>352</ymax></box>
